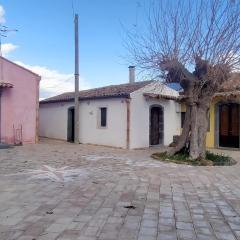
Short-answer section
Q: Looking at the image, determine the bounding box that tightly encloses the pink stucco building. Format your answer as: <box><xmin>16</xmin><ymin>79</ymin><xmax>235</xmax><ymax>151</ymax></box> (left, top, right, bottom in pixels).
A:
<box><xmin>0</xmin><ymin>56</ymin><xmax>41</xmax><ymax>145</ymax></box>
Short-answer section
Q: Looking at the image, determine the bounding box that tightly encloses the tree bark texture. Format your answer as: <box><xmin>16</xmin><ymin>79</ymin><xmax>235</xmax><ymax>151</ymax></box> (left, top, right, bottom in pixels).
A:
<box><xmin>169</xmin><ymin>99</ymin><xmax>211</xmax><ymax>159</ymax></box>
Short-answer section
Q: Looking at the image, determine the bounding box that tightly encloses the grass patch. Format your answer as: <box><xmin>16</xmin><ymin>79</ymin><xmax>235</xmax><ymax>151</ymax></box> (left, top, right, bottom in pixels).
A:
<box><xmin>205</xmin><ymin>151</ymin><xmax>236</xmax><ymax>166</ymax></box>
<box><xmin>151</xmin><ymin>151</ymin><xmax>236</xmax><ymax>166</ymax></box>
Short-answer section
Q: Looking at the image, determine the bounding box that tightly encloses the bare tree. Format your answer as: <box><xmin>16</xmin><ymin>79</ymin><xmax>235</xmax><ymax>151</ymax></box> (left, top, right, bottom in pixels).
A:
<box><xmin>126</xmin><ymin>0</ymin><xmax>240</xmax><ymax>159</ymax></box>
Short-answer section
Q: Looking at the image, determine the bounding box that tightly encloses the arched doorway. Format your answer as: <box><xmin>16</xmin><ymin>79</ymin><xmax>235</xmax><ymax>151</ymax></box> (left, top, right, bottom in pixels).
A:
<box><xmin>150</xmin><ymin>106</ymin><xmax>164</xmax><ymax>145</ymax></box>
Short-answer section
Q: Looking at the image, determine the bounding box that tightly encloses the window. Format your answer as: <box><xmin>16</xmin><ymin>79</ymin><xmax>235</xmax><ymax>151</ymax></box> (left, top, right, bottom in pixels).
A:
<box><xmin>181</xmin><ymin>112</ymin><xmax>186</xmax><ymax>128</ymax></box>
<box><xmin>100</xmin><ymin>107</ymin><xmax>107</xmax><ymax>127</ymax></box>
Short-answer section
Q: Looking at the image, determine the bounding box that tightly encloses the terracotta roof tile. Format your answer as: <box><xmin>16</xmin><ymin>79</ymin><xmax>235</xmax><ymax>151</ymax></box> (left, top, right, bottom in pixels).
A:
<box><xmin>40</xmin><ymin>80</ymin><xmax>154</xmax><ymax>104</ymax></box>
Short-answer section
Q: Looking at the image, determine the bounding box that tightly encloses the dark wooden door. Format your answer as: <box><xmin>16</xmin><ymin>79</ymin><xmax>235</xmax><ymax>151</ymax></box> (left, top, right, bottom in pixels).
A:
<box><xmin>219</xmin><ymin>103</ymin><xmax>239</xmax><ymax>148</ymax></box>
<box><xmin>150</xmin><ymin>107</ymin><xmax>164</xmax><ymax>145</ymax></box>
<box><xmin>67</xmin><ymin>108</ymin><xmax>75</xmax><ymax>142</ymax></box>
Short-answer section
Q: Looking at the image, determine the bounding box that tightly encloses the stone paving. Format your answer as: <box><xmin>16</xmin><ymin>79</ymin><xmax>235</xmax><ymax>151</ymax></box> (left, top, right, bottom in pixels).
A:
<box><xmin>0</xmin><ymin>139</ymin><xmax>240</xmax><ymax>240</ymax></box>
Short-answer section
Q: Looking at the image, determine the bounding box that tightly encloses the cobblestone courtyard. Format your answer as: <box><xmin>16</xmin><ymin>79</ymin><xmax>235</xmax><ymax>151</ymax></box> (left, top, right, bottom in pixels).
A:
<box><xmin>0</xmin><ymin>139</ymin><xmax>240</xmax><ymax>240</ymax></box>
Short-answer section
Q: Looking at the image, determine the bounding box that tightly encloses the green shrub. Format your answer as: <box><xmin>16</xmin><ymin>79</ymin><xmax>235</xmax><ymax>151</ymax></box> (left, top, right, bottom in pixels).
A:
<box><xmin>205</xmin><ymin>151</ymin><xmax>234</xmax><ymax>166</ymax></box>
<box><xmin>152</xmin><ymin>151</ymin><xmax>236</xmax><ymax>166</ymax></box>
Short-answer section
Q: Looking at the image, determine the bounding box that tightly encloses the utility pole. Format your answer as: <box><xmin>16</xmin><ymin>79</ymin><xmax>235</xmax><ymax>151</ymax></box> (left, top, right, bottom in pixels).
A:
<box><xmin>74</xmin><ymin>14</ymin><xmax>79</xmax><ymax>144</ymax></box>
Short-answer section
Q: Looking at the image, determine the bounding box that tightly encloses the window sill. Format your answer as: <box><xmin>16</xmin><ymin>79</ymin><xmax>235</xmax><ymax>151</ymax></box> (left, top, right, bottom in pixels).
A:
<box><xmin>97</xmin><ymin>126</ymin><xmax>108</xmax><ymax>129</ymax></box>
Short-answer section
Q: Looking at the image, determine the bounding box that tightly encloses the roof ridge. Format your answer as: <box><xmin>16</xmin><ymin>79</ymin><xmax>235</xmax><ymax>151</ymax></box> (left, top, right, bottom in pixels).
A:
<box><xmin>41</xmin><ymin>80</ymin><xmax>155</xmax><ymax>103</ymax></box>
<box><xmin>76</xmin><ymin>80</ymin><xmax>155</xmax><ymax>93</ymax></box>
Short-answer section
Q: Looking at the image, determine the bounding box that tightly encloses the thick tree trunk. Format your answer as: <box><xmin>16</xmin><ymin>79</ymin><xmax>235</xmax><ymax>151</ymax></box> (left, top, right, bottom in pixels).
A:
<box><xmin>169</xmin><ymin>101</ymin><xmax>210</xmax><ymax>160</ymax></box>
<box><xmin>189</xmin><ymin>104</ymin><xmax>199</xmax><ymax>159</ymax></box>
<box><xmin>197</xmin><ymin>105</ymin><xmax>210</xmax><ymax>158</ymax></box>
<box><xmin>162</xmin><ymin>58</ymin><xmax>214</xmax><ymax>160</ymax></box>
<box><xmin>189</xmin><ymin>104</ymin><xmax>210</xmax><ymax>159</ymax></box>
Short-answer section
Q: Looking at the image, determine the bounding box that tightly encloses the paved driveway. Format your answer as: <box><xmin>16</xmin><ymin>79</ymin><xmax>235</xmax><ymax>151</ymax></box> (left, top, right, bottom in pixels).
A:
<box><xmin>0</xmin><ymin>139</ymin><xmax>240</xmax><ymax>240</ymax></box>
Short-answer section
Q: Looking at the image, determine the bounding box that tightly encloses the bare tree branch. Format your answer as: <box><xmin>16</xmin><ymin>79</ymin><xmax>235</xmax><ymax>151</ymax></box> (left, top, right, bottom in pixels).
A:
<box><xmin>125</xmin><ymin>0</ymin><xmax>240</xmax><ymax>159</ymax></box>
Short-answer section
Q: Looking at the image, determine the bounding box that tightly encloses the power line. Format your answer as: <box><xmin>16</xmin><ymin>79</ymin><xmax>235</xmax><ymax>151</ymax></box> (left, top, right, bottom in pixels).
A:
<box><xmin>0</xmin><ymin>24</ymin><xmax>18</xmax><ymax>56</ymax></box>
<box><xmin>134</xmin><ymin>1</ymin><xmax>141</xmax><ymax>28</ymax></box>
<box><xmin>71</xmin><ymin>0</ymin><xmax>75</xmax><ymax>18</ymax></box>
<box><xmin>0</xmin><ymin>24</ymin><xmax>18</xmax><ymax>81</ymax></box>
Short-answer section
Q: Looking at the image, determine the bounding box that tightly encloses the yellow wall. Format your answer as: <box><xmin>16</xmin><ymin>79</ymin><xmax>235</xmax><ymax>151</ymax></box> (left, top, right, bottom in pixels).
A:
<box><xmin>181</xmin><ymin>97</ymin><xmax>240</xmax><ymax>148</ymax></box>
<box><xmin>206</xmin><ymin>99</ymin><xmax>217</xmax><ymax>148</ymax></box>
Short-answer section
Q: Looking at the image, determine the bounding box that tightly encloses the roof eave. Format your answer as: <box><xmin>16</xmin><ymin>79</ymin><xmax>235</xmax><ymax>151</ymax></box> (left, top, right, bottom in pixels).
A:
<box><xmin>143</xmin><ymin>93</ymin><xmax>180</xmax><ymax>101</ymax></box>
<box><xmin>40</xmin><ymin>94</ymin><xmax>130</xmax><ymax>104</ymax></box>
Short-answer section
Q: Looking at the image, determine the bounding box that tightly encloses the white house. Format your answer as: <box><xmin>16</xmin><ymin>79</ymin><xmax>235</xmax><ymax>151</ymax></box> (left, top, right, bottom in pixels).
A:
<box><xmin>39</xmin><ymin>67</ymin><xmax>181</xmax><ymax>149</ymax></box>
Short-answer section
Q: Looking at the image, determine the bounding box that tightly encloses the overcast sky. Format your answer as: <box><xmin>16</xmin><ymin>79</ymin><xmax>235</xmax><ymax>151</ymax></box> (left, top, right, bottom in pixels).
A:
<box><xmin>0</xmin><ymin>0</ymin><xmax>153</xmax><ymax>99</ymax></box>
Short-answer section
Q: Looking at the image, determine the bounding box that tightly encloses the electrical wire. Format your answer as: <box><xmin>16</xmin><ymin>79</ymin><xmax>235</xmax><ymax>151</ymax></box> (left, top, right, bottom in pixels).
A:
<box><xmin>71</xmin><ymin>0</ymin><xmax>75</xmax><ymax>18</ymax></box>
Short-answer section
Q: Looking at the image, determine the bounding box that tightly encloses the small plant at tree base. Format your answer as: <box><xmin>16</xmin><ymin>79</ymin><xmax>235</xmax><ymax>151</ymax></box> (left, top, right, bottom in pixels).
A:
<box><xmin>152</xmin><ymin>151</ymin><xmax>236</xmax><ymax>166</ymax></box>
<box><xmin>205</xmin><ymin>151</ymin><xmax>234</xmax><ymax>166</ymax></box>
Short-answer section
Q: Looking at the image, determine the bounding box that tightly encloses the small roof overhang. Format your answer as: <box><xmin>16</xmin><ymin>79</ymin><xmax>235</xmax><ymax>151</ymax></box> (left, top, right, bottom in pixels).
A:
<box><xmin>214</xmin><ymin>90</ymin><xmax>240</xmax><ymax>98</ymax></box>
<box><xmin>0</xmin><ymin>82</ymin><xmax>14</xmax><ymax>88</ymax></box>
<box><xmin>144</xmin><ymin>91</ymin><xmax>240</xmax><ymax>103</ymax></box>
<box><xmin>143</xmin><ymin>93</ymin><xmax>180</xmax><ymax>101</ymax></box>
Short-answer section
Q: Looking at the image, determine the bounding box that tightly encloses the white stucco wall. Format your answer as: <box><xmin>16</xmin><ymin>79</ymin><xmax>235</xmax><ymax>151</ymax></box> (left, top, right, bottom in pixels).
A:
<box><xmin>39</xmin><ymin>102</ymin><xmax>72</xmax><ymax>140</ymax></box>
<box><xmin>78</xmin><ymin>98</ymin><xmax>127</xmax><ymax>148</ymax></box>
<box><xmin>129</xmin><ymin>81</ymin><xmax>181</xmax><ymax>149</ymax></box>
<box><xmin>39</xmin><ymin>98</ymin><xmax>127</xmax><ymax>148</ymax></box>
<box><xmin>39</xmin><ymin>81</ymin><xmax>181</xmax><ymax>149</ymax></box>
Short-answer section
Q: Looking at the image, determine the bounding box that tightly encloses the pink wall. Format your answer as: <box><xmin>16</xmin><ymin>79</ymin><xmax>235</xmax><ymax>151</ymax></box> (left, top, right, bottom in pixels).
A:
<box><xmin>0</xmin><ymin>57</ymin><xmax>41</xmax><ymax>144</ymax></box>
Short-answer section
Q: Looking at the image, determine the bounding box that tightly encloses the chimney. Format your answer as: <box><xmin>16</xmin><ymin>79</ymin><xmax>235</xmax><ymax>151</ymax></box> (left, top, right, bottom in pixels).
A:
<box><xmin>128</xmin><ymin>66</ymin><xmax>135</xmax><ymax>83</ymax></box>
